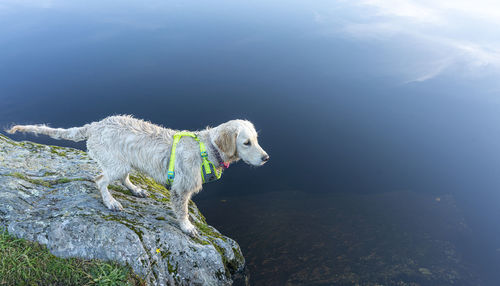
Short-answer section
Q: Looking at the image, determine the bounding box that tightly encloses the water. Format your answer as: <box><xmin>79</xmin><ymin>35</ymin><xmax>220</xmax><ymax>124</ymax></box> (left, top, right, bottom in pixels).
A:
<box><xmin>2</xmin><ymin>1</ymin><xmax>500</xmax><ymax>284</ymax></box>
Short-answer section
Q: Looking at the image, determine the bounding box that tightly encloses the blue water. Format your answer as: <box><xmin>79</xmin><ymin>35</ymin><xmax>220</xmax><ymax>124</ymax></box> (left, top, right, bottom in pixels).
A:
<box><xmin>2</xmin><ymin>1</ymin><xmax>500</xmax><ymax>284</ymax></box>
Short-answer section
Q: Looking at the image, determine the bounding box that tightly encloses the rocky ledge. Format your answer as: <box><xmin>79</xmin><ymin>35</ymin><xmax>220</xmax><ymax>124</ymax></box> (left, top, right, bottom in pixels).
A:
<box><xmin>0</xmin><ymin>134</ymin><xmax>246</xmax><ymax>285</ymax></box>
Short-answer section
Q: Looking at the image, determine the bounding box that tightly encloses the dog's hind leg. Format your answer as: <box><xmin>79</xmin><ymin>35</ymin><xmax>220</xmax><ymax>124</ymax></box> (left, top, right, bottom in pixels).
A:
<box><xmin>95</xmin><ymin>173</ymin><xmax>123</xmax><ymax>211</ymax></box>
<box><xmin>122</xmin><ymin>174</ymin><xmax>148</xmax><ymax>198</ymax></box>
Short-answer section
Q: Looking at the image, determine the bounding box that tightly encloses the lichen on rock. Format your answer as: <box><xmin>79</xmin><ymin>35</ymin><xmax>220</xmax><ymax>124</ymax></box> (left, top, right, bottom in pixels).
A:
<box><xmin>0</xmin><ymin>134</ymin><xmax>246</xmax><ymax>285</ymax></box>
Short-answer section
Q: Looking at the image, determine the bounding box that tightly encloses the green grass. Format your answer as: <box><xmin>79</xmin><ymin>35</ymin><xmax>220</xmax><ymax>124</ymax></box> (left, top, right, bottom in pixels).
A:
<box><xmin>0</xmin><ymin>228</ymin><xmax>144</xmax><ymax>286</ymax></box>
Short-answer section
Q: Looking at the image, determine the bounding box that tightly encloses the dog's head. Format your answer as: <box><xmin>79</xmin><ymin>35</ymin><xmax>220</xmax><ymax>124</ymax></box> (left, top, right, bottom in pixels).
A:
<box><xmin>212</xmin><ymin>119</ymin><xmax>269</xmax><ymax>166</ymax></box>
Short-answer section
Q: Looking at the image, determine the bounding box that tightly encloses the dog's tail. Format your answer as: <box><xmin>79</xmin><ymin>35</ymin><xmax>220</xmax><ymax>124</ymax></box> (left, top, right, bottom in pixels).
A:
<box><xmin>6</xmin><ymin>124</ymin><xmax>90</xmax><ymax>142</ymax></box>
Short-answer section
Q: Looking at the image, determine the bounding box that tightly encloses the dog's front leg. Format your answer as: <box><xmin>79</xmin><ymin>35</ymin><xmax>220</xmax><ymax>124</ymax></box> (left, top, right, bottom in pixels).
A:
<box><xmin>172</xmin><ymin>188</ymin><xmax>198</xmax><ymax>236</ymax></box>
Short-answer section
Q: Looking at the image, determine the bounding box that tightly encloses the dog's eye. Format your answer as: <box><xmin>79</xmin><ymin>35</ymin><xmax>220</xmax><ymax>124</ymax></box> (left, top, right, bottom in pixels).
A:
<box><xmin>244</xmin><ymin>140</ymin><xmax>251</xmax><ymax>146</ymax></box>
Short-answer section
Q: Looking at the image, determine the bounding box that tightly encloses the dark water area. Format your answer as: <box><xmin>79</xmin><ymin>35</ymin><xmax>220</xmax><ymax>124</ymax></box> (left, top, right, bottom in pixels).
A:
<box><xmin>198</xmin><ymin>191</ymin><xmax>486</xmax><ymax>285</ymax></box>
<box><xmin>2</xmin><ymin>1</ymin><xmax>500</xmax><ymax>285</ymax></box>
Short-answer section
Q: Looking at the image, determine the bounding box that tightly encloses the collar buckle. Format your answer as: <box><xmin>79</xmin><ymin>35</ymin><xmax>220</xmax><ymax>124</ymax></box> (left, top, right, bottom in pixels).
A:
<box><xmin>167</xmin><ymin>171</ymin><xmax>175</xmax><ymax>180</ymax></box>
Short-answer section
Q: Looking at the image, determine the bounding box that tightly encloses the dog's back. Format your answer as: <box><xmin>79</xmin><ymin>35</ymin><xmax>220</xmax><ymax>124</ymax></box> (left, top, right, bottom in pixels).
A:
<box><xmin>85</xmin><ymin>116</ymin><xmax>174</xmax><ymax>180</ymax></box>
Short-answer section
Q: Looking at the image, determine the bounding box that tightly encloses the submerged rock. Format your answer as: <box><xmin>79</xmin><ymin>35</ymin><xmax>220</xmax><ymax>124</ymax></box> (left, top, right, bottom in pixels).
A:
<box><xmin>0</xmin><ymin>134</ymin><xmax>246</xmax><ymax>285</ymax></box>
<box><xmin>419</xmin><ymin>267</ymin><xmax>432</xmax><ymax>276</ymax></box>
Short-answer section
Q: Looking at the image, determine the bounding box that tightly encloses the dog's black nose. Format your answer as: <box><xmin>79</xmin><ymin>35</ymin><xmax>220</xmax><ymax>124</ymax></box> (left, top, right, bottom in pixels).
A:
<box><xmin>262</xmin><ymin>155</ymin><xmax>270</xmax><ymax>162</ymax></box>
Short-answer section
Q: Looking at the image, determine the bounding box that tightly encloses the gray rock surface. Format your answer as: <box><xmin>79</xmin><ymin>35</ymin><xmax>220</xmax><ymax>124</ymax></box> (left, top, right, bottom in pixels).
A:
<box><xmin>0</xmin><ymin>134</ymin><xmax>246</xmax><ymax>285</ymax></box>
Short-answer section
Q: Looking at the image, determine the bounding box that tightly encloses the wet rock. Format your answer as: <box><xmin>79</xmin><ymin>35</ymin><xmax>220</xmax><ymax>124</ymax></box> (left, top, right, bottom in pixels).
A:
<box><xmin>0</xmin><ymin>134</ymin><xmax>245</xmax><ymax>285</ymax></box>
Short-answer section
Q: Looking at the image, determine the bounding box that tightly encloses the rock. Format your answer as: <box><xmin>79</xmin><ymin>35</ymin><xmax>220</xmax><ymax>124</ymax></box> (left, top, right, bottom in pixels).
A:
<box><xmin>418</xmin><ymin>267</ymin><xmax>432</xmax><ymax>276</ymax></box>
<box><xmin>0</xmin><ymin>134</ymin><xmax>246</xmax><ymax>285</ymax></box>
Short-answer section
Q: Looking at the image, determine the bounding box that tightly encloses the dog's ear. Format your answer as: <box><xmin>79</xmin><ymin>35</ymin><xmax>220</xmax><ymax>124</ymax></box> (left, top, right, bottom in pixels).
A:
<box><xmin>215</xmin><ymin>127</ymin><xmax>237</xmax><ymax>158</ymax></box>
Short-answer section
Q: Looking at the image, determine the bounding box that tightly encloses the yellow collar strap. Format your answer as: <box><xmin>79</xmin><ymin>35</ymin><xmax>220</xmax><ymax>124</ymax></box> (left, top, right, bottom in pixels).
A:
<box><xmin>166</xmin><ymin>131</ymin><xmax>223</xmax><ymax>189</ymax></box>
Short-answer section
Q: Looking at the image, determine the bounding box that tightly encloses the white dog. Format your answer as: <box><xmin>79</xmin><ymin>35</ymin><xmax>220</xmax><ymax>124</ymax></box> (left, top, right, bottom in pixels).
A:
<box><xmin>7</xmin><ymin>115</ymin><xmax>269</xmax><ymax>235</ymax></box>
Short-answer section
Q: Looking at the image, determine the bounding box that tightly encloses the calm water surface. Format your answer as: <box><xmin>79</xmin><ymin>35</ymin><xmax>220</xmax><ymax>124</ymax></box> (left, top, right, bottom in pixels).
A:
<box><xmin>2</xmin><ymin>1</ymin><xmax>500</xmax><ymax>285</ymax></box>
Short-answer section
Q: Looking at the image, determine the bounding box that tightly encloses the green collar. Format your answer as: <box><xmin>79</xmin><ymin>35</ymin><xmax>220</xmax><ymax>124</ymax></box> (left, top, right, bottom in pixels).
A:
<box><xmin>165</xmin><ymin>131</ymin><xmax>223</xmax><ymax>189</ymax></box>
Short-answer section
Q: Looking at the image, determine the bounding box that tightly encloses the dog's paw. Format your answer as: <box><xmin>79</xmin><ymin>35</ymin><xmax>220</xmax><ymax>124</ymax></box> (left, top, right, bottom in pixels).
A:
<box><xmin>105</xmin><ymin>198</ymin><xmax>123</xmax><ymax>211</ymax></box>
<box><xmin>180</xmin><ymin>220</ymin><xmax>198</xmax><ymax>237</ymax></box>
<box><xmin>132</xmin><ymin>188</ymin><xmax>148</xmax><ymax>198</ymax></box>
